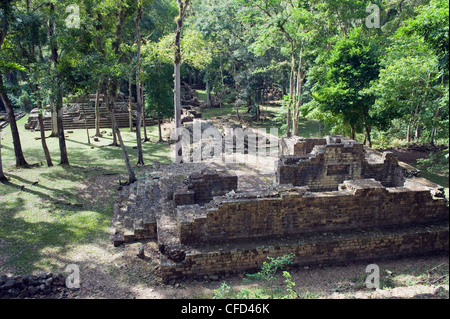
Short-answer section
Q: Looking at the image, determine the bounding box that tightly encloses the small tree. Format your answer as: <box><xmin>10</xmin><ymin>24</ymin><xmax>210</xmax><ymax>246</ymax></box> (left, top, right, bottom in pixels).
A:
<box><xmin>312</xmin><ymin>27</ymin><xmax>380</xmax><ymax>144</ymax></box>
<box><xmin>144</xmin><ymin>59</ymin><xmax>174</xmax><ymax>143</ymax></box>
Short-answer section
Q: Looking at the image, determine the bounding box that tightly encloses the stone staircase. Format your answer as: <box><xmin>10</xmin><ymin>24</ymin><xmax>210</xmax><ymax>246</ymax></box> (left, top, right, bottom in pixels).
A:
<box><xmin>25</xmin><ymin>99</ymin><xmax>155</xmax><ymax>131</ymax></box>
<box><xmin>113</xmin><ymin>173</ymin><xmax>159</xmax><ymax>246</ymax></box>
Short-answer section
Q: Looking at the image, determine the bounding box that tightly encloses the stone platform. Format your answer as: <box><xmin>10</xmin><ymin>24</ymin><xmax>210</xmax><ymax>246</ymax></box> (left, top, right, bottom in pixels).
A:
<box><xmin>111</xmin><ymin>136</ymin><xmax>449</xmax><ymax>280</ymax></box>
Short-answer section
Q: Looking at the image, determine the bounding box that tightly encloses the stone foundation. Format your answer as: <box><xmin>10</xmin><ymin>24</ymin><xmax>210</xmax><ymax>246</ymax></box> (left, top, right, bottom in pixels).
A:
<box><xmin>177</xmin><ymin>178</ymin><xmax>448</xmax><ymax>244</ymax></box>
<box><xmin>160</xmin><ymin>222</ymin><xmax>449</xmax><ymax>279</ymax></box>
<box><xmin>111</xmin><ymin>135</ymin><xmax>449</xmax><ymax>280</ymax></box>
<box><xmin>276</xmin><ymin>136</ymin><xmax>406</xmax><ymax>191</ymax></box>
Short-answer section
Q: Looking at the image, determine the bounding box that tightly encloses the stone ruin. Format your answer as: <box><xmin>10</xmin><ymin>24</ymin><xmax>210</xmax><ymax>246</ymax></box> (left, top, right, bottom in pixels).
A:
<box><xmin>111</xmin><ymin>135</ymin><xmax>449</xmax><ymax>281</ymax></box>
<box><xmin>24</xmin><ymin>94</ymin><xmax>155</xmax><ymax>131</ymax></box>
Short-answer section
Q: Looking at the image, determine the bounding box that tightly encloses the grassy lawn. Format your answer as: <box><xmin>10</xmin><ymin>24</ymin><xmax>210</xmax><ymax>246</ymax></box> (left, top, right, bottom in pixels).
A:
<box><xmin>0</xmin><ymin>115</ymin><xmax>170</xmax><ymax>274</ymax></box>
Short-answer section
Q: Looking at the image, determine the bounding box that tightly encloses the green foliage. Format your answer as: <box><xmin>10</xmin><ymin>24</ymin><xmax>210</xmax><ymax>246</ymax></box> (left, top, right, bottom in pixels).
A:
<box><xmin>212</xmin><ymin>253</ymin><xmax>299</xmax><ymax>299</ymax></box>
<box><xmin>398</xmin><ymin>0</ymin><xmax>449</xmax><ymax>70</ymax></box>
<box><xmin>144</xmin><ymin>59</ymin><xmax>174</xmax><ymax>118</ymax></box>
<box><xmin>245</xmin><ymin>253</ymin><xmax>295</xmax><ymax>283</ymax></box>
<box><xmin>311</xmin><ymin>27</ymin><xmax>380</xmax><ymax>134</ymax></box>
<box><xmin>153</xmin><ymin>27</ymin><xmax>213</xmax><ymax>69</ymax></box>
<box><xmin>416</xmin><ymin>148</ymin><xmax>450</xmax><ymax>175</ymax></box>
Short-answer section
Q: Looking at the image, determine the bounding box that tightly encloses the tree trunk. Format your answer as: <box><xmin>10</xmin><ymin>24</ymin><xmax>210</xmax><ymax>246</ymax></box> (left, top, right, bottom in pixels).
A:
<box><xmin>350</xmin><ymin>126</ymin><xmax>355</xmax><ymax>140</ymax></box>
<box><xmin>0</xmin><ymin>148</ymin><xmax>6</xmax><ymax>182</ymax></box>
<box><xmin>50</xmin><ymin>100</ymin><xmax>58</xmax><ymax>137</ymax></box>
<box><xmin>365</xmin><ymin>125</ymin><xmax>372</xmax><ymax>148</ymax></box>
<box><xmin>95</xmin><ymin>89</ymin><xmax>102</xmax><ymax>137</ymax></box>
<box><xmin>48</xmin><ymin>3</ymin><xmax>69</xmax><ymax>165</ymax></box>
<box><xmin>233</xmin><ymin>61</ymin><xmax>240</xmax><ymax>120</ymax></box>
<box><xmin>56</xmin><ymin>100</ymin><xmax>69</xmax><ymax>165</ymax></box>
<box><xmin>107</xmin><ymin>91</ymin><xmax>118</xmax><ymax>147</ymax></box>
<box><xmin>81</xmin><ymin>104</ymin><xmax>91</xmax><ymax>145</ymax></box>
<box><xmin>142</xmin><ymin>85</ymin><xmax>149</xmax><ymax>142</ymax></box>
<box><xmin>293</xmin><ymin>51</ymin><xmax>303</xmax><ymax>137</ymax></box>
<box><xmin>110</xmin><ymin>104</ymin><xmax>137</xmax><ymax>184</ymax></box>
<box><xmin>173</xmin><ymin>0</ymin><xmax>190</xmax><ymax>164</ymax></box>
<box><xmin>414</xmin><ymin>120</ymin><xmax>421</xmax><ymax>143</ymax></box>
<box><xmin>129</xmin><ymin>78</ymin><xmax>133</xmax><ymax>132</ymax></box>
<box><xmin>406</xmin><ymin>115</ymin><xmax>412</xmax><ymax>143</ymax></box>
<box><xmin>157</xmin><ymin>116</ymin><xmax>163</xmax><ymax>143</ymax></box>
<box><xmin>0</xmin><ymin>131</ymin><xmax>6</xmax><ymax>181</ymax></box>
<box><xmin>0</xmin><ymin>76</ymin><xmax>29</xmax><ymax>168</ymax></box>
<box><xmin>430</xmin><ymin>107</ymin><xmax>441</xmax><ymax>145</ymax></box>
<box><xmin>206</xmin><ymin>78</ymin><xmax>212</xmax><ymax>108</ymax></box>
<box><xmin>135</xmin><ymin>3</ymin><xmax>144</xmax><ymax>165</ymax></box>
<box><xmin>38</xmin><ymin>111</ymin><xmax>53</xmax><ymax>167</ymax></box>
<box><xmin>47</xmin><ymin>3</ymin><xmax>59</xmax><ymax>138</ymax></box>
<box><xmin>287</xmin><ymin>50</ymin><xmax>296</xmax><ymax>138</ymax></box>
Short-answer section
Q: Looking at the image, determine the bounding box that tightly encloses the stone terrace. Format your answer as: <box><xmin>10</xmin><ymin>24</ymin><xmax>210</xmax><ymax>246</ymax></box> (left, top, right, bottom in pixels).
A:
<box><xmin>111</xmin><ymin>136</ymin><xmax>449</xmax><ymax>280</ymax></box>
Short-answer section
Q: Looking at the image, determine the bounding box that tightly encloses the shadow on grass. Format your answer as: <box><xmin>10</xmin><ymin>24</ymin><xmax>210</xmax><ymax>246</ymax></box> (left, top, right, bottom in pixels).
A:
<box><xmin>1</xmin><ymin>195</ymin><xmax>94</xmax><ymax>272</ymax></box>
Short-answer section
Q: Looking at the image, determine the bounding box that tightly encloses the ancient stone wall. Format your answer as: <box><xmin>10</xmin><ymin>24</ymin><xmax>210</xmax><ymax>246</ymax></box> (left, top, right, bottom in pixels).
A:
<box><xmin>276</xmin><ymin>136</ymin><xmax>406</xmax><ymax>191</ymax></box>
<box><xmin>177</xmin><ymin>179</ymin><xmax>448</xmax><ymax>244</ymax></box>
<box><xmin>161</xmin><ymin>222</ymin><xmax>449</xmax><ymax>279</ymax></box>
<box><xmin>173</xmin><ymin>169</ymin><xmax>238</xmax><ymax>206</ymax></box>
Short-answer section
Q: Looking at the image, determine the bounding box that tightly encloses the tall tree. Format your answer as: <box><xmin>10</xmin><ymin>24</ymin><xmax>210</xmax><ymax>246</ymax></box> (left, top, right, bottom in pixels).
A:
<box><xmin>173</xmin><ymin>0</ymin><xmax>190</xmax><ymax>163</ymax></box>
<box><xmin>311</xmin><ymin>27</ymin><xmax>380</xmax><ymax>143</ymax></box>
<box><xmin>0</xmin><ymin>0</ymin><xmax>29</xmax><ymax>168</ymax></box>
<box><xmin>135</xmin><ymin>0</ymin><xmax>145</xmax><ymax>166</ymax></box>
<box><xmin>46</xmin><ymin>2</ymin><xmax>69</xmax><ymax>165</ymax></box>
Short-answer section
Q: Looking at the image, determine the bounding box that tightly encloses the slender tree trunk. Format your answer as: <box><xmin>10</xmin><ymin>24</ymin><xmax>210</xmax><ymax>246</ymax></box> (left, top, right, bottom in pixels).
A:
<box><xmin>406</xmin><ymin>115</ymin><xmax>412</xmax><ymax>143</ymax></box>
<box><xmin>0</xmin><ymin>131</ymin><xmax>6</xmax><ymax>181</ymax></box>
<box><xmin>430</xmin><ymin>107</ymin><xmax>441</xmax><ymax>145</ymax></box>
<box><xmin>50</xmin><ymin>100</ymin><xmax>58</xmax><ymax>137</ymax></box>
<box><xmin>107</xmin><ymin>91</ymin><xmax>118</xmax><ymax>147</ymax></box>
<box><xmin>157</xmin><ymin>116</ymin><xmax>163</xmax><ymax>143</ymax></box>
<box><xmin>293</xmin><ymin>50</ymin><xmax>303</xmax><ymax>136</ymax></box>
<box><xmin>0</xmin><ymin>150</ymin><xmax>6</xmax><ymax>182</ymax></box>
<box><xmin>142</xmin><ymin>85</ymin><xmax>149</xmax><ymax>142</ymax></box>
<box><xmin>38</xmin><ymin>111</ymin><xmax>53</xmax><ymax>167</ymax></box>
<box><xmin>350</xmin><ymin>126</ymin><xmax>355</xmax><ymax>140</ymax></box>
<box><xmin>56</xmin><ymin>94</ymin><xmax>69</xmax><ymax>165</ymax></box>
<box><xmin>135</xmin><ymin>3</ymin><xmax>144</xmax><ymax>165</ymax></box>
<box><xmin>173</xmin><ymin>0</ymin><xmax>190</xmax><ymax>163</ymax></box>
<box><xmin>365</xmin><ymin>126</ymin><xmax>372</xmax><ymax>148</ymax></box>
<box><xmin>110</xmin><ymin>103</ymin><xmax>136</xmax><ymax>184</ymax></box>
<box><xmin>233</xmin><ymin>61</ymin><xmax>240</xmax><ymax>120</ymax></box>
<box><xmin>0</xmin><ymin>76</ymin><xmax>29</xmax><ymax>168</ymax></box>
<box><xmin>206</xmin><ymin>78</ymin><xmax>212</xmax><ymax>108</ymax></box>
<box><xmin>414</xmin><ymin>120</ymin><xmax>421</xmax><ymax>143</ymax></box>
<box><xmin>128</xmin><ymin>78</ymin><xmax>133</xmax><ymax>132</ymax></box>
<box><xmin>81</xmin><ymin>104</ymin><xmax>91</xmax><ymax>145</ymax></box>
<box><xmin>287</xmin><ymin>51</ymin><xmax>296</xmax><ymax>138</ymax></box>
<box><xmin>95</xmin><ymin>89</ymin><xmax>102</xmax><ymax>137</ymax></box>
<box><xmin>48</xmin><ymin>3</ymin><xmax>68</xmax><ymax>165</ymax></box>
<box><xmin>47</xmin><ymin>4</ymin><xmax>59</xmax><ymax>138</ymax></box>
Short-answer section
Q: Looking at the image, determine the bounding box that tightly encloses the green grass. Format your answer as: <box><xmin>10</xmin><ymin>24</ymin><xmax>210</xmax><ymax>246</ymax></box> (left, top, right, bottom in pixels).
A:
<box><xmin>0</xmin><ymin>115</ymin><xmax>170</xmax><ymax>274</ymax></box>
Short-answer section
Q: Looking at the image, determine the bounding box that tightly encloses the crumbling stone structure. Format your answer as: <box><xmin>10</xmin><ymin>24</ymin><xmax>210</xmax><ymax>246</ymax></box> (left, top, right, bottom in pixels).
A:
<box><xmin>276</xmin><ymin>135</ymin><xmax>407</xmax><ymax>191</ymax></box>
<box><xmin>112</xmin><ymin>135</ymin><xmax>449</xmax><ymax>280</ymax></box>
<box><xmin>24</xmin><ymin>95</ymin><xmax>155</xmax><ymax>131</ymax></box>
